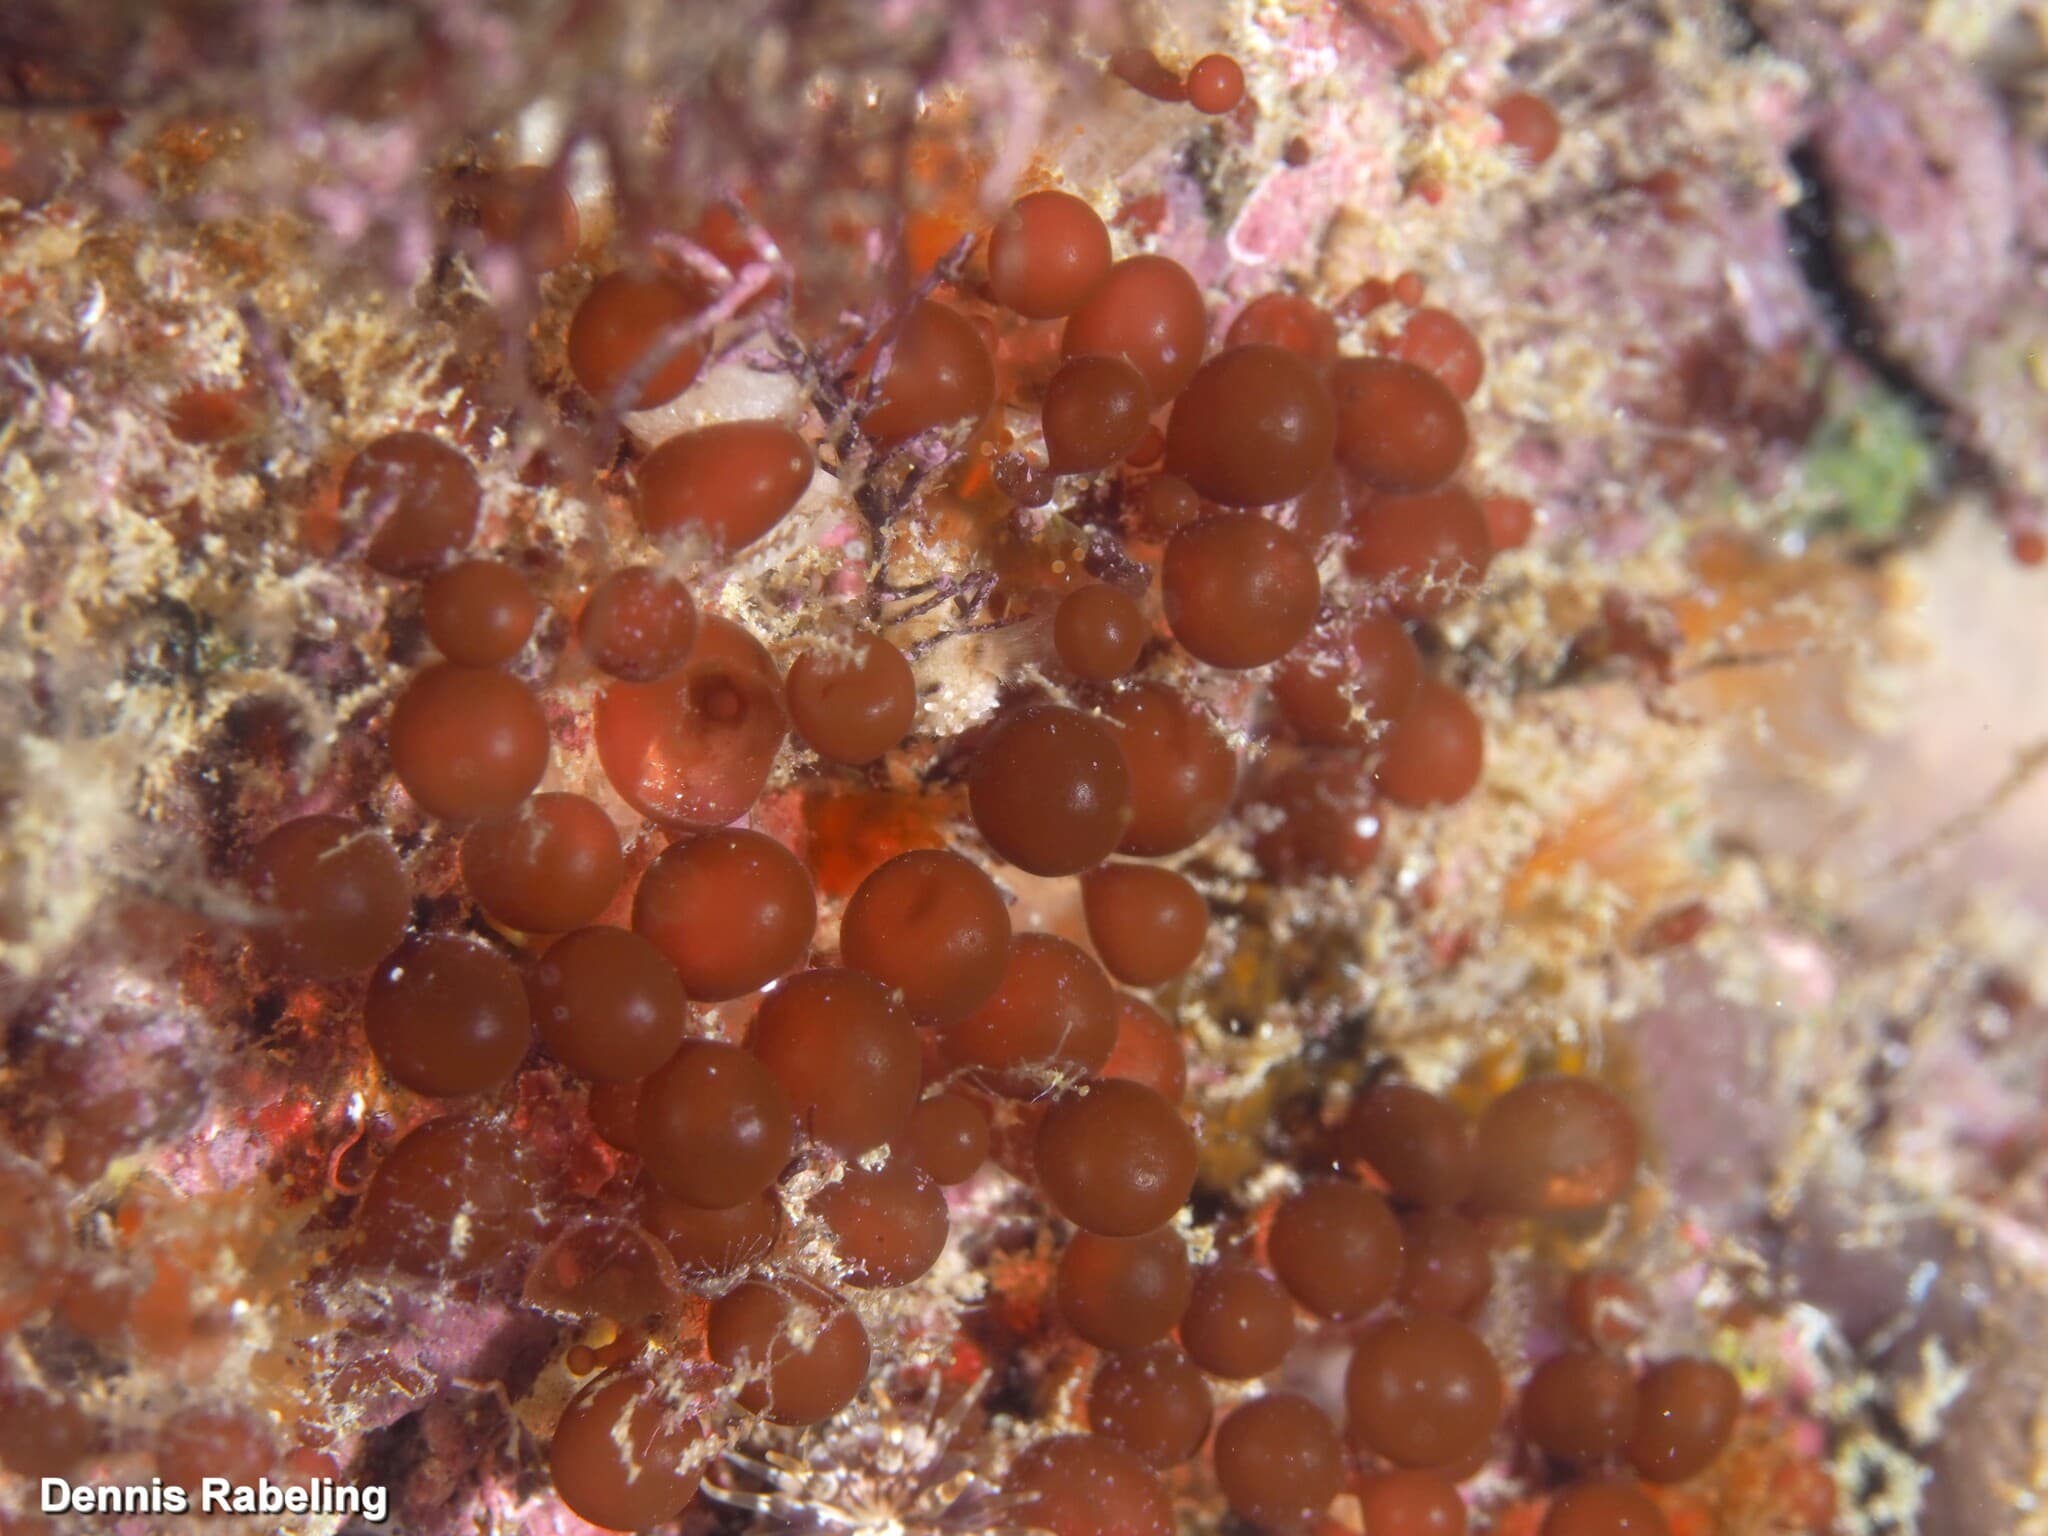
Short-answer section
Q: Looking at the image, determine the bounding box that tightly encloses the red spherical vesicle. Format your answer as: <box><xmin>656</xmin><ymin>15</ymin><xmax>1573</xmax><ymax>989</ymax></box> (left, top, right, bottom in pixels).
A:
<box><xmin>1180</xmin><ymin>1262</ymin><xmax>1295</xmax><ymax>1380</ymax></box>
<box><xmin>1344</xmin><ymin>486</ymin><xmax>1494</xmax><ymax>617</ymax></box>
<box><xmin>1036</xmin><ymin>1078</ymin><xmax>1197</xmax><ymax>1236</ymax></box>
<box><xmin>1272</xmin><ymin>613</ymin><xmax>1423</xmax><ymax>746</ymax></box>
<box><xmin>1088</xmin><ymin>1345</ymin><xmax>1213</xmax><ymax>1468</ymax></box>
<box><xmin>460</xmin><ymin>793</ymin><xmax>624</xmax><ymax>936</ymax></box>
<box><xmin>1043</xmin><ymin>354</ymin><xmax>1154</xmax><ymax>474</ymax></box>
<box><xmin>595</xmin><ymin>615</ymin><xmax>788</xmax><ymax>827</ymax></box>
<box><xmin>839</xmin><ymin>849</ymin><xmax>1011</xmax><ymax>1024</ymax></box>
<box><xmin>1185</xmin><ymin>54</ymin><xmax>1246</xmax><ymax>115</ymax></box>
<box><xmin>814</xmin><ymin>1157</ymin><xmax>950</xmax><ymax>1288</ymax></box>
<box><xmin>1541</xmin><ymin>1481</ymin><xmax>1670</xmax><ymax>1536</ymax></box>
<box><xmin>969</xmin><ymin>704</ymin><xmax>1132</xmax><ymax>876</ymax></box>
<box><xmin>244</xmin><ymin>815</ymin><xmax>410</xmax><ymax>977</ymax></box>
<box><xmin>1129</xmin><ymin>473</ymin><xmax>1203</xmax><ymax>538</ymax></box>
<box><xmin>636</xmin><ymin>1041</ymin><xmax>795</xmax><ymax>1209</ymax></box>
<box><xmin>988</xmin><ymin>190</ymin><xmax>1113</xmax><ymax>320</ymax></box>
<box><xmin>568</xmin><ymin>270</ymin><xmax>710</xmax><ymax>411</ymax></box>
<box><xmin>635</xmin><ymin>420</ymin><xmax>816</xmax><ymax>552</ymax></box>
<box><xmin>863</xmin><ymin>300</ymin><xmax>997</xmax><ymax>446</ymax></box>
<box><xmin>1396</xmin><ymin>1208</ymin><xmax>1494</xmax><ymax>1319</ymax></box>
<box><xmin>529</xmin><ymin>926</ymin><xmax>690</xmax><ymax>1083</ymax></box>
<box><xmin>707</xmin><ymin>1278</ymin><xmax>870</xmax><ymax>1424</ymax></box>
<box><xmin>364</xmin><ymin>934</ymin><xmax>532</xmax><ymax>1097</ymax></box>
<box><xmin>1163</xmin><ymin>512</ymin><xmax>1320</xmax><ymax>669</ymax></box>
<box><xmin>343</xmin><ymin>431</ymin><xmax>482</xmax><ymax>578</ymax></box>
<box><xmin>423</xmin><ymin>560</ymin><xmax>539</xmax><ymax>665</ymax></box>
<box><xmin>633</xmin><ymin>828</ymin><xmax>816</xmax><ymax>1001</ymax></box>
<box><xmin>1081</xmin><ymin>863</ymin><xmax>1208</xmax><ymax>987</ymax></box>
<box><xmin>748</xmin><ymin>967</ymin><xmax>920</xmax><ymax>1155</ymax></box>
<box><xmin>1343</xmin><ymin>1082</ymin><xmax>1475</xmax><ymax>1207</ymax></box>
<box><xmin>1055</xmin><ymin>584</ymin><xmax>1149</xmax><ymax>682</ymax></box>
<box><xmin>578</xmin><ymin>567</ymin><xmax>699</xmax><ymax>682</ymax></box>
<box><xmin>1375</xmin><ymin>677</ymin><xmax>1485</xmax><ymax>809</ymax></box>
<box><xmin>548</xmin><ymin>1366</ymin><xmax>706</xmax><ymax>1533</ymax></box>
<box><xmin>1101</xmin><ymin>992</ymin><xmax>1187</xmax><ymax>1104</ymax></box>
<box><xmin>1227</xmin><ymin>293</ymin><xmax>1338</xmax><ymax>366</ymax></box>
<box><xmin>640</xmin><ymin>1182</ymin><xmax>782</xmax><ymax>1276</ymax></box>
<box><xmin>1356</xmin><ymin>1470</ymin><xmax>1470</xmax><ymax>1536</ymax></box>
<box><xmin>1104</xmin><ymin>684</ymin><xmax>1238</xmax><ymax>855</ymax></box>
<box><xmin>1393</xmin><ymin>309</ymin><xmax>1486</xmax><ymax>402</ymax></box>
<box><xmin>1494</xmin><ymin>91</ymin><xmax>1563</xmax><ymax>167</ymax></box>
<box><xmin>1345</xmin><ymin>1314</ymin><xmax>1505</xmax><ymax>1468</ymax></box>
<box><xmin>1006</xmin><ymin>1434</ymin><xmax>1174</xmax><ymax>1536</ymax></box>
<box><xmin>1213</xmin><ymin>1393</ymin><xmax>1344</xmax><ymax>1529</ymax></box>
<box><xmin>352</xmin><ymin>1115</ymin><xmax>548</xmax><ymax>1282</ymax></box>
<box><xmin>1247</xmin><ymin>753</ymin><xmax>1384</xmax><ymax>884</ymax></box>
<box><xmin>1627</xmin><ymin>1358</ymin><xmax>1741</xmax><ymax>1483</ymax></box>
<box><xmin>1164</xmin><ymin>345</ymin><xmax>1336</xmax><ymax>507</ymax></box>
<box><xmin>1268</xmin><ymin>1178</ymin><xmax>1403</xmax><ymax>1320</ymax></box>
<box><xmin>943</xmin><ymin>933</ymin><xmax>1119</xmax><ymax>1091</ymax></box>
<box><xmin>786</xmin><ymin>634</ymin><xmax>918</xmax><ymax>765</ymax></box>
<box><xmin>907</xmin><ymin>1091</ymin><xmax>991</xmax><ymax>1184</ymax></box>
<box><xmin>1471</xmin><ymin>1076</ymin><xmax>1640</xmax><ymax>1217</ymax></box>
<box><xmin>1063</xmin><ymin>255</ymin><xmax>1209</xmax><ymax>402</ymax></box>
<box><xmin>389</xmin><ymin>663</ymin><xmax>551</xmax><ymax>821</ymax></box>
<box><xmin>1330</xmin><ymin>357</ymin><xmax>1469</xmax><ymax>494</ymax></box>
<box><xmin>1522</xmin><ymin>1351</ymin><xmax>1640</xmax><ymax>1467</ymax></box>
<box><xmin>1057</xmin><ymin>1226</ymin><xmax>1193</xmax><ymax>1352</ymax></box>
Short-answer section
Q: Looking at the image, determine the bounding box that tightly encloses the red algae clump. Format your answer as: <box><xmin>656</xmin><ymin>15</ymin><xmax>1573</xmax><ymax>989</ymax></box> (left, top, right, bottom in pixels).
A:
<box><xmin>4</xmin><ymin>13</ymin><xmax>1947</xmax><ymax>1536</ymax></box>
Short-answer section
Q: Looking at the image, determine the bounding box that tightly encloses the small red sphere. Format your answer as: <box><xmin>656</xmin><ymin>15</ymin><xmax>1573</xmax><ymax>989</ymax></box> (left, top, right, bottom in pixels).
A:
<box><xmin>1331</xmin><ymin>357</ymin><xmax>1469</xmax><ymax>494</ymax></box>
<box><xmin>1344</xmin><ymin>486</ymin><xmax>1494</xmax><ymax>617</ymax></box>
<box><xmin>578</xmin><ymin>567</ymin><xmax>698</xmax><ymax>682</ymax></box>
<box><xmin>1163</xmin><ymin>513</ymin><xmax>1320</xmax><ymax>670</ymax></box>
<box><xmin>1055</xmin><ymin>584</ymin><xmax>1149</xmax><ymax>682</ymax></box>
<box><xmin>1213</xmin><ymin>1394</ymin><xmax>1344</xmax><ymax>1529</ymax></box>
<box><xmin>364</xmin><ymin>934</ymin><xmax>532</xmax><ymax>1097</ymax></box>
<box><xmin>528</xmin><ymin>925</ymin><xmax>690</xmax><ymax>1083</ymax></box>
<box><xmin>1165</xmin><ymin>344</ymin><xmax>1337</xmax><ymax>508</ymax></box>
<box><xmin>1043</xmin><ymin>354</ymin><xmax>1154</xmax><ymax>474</ymax></box>
<box><xmin>969</xmin><ymin>705</ymin><xmax>1132</xmax><ymax>876</ymax></box>
<box><xmin>388</xmin><ymin>663</ymin><xmax>551</xmax><ymax>821</ymax></box>
<box><xmin>343</xmin><ymin>432</ymin><xmax>482</xmax><ymax>578</ymax></box>
<box><xmin>748</xmin><ymin>968</ymin><xmax>920</xmax><ymax>1156</ymax></box>
<box><xmin>1393</xmin><ymin>308</ymin><xmax>1485</xmax><ymax>402</ymax></box>
<box><xmin>988</xmin><ymin>190</ymin><xmax>1113</xmax><ymax>320</ymax></box>
<box><xmin>786</xmin><ymin>634</ymin><xmax>918</xmax><ymax>764</ymax></box>
<box><xmin>1374</xmin><ymin>677</ymin><xmax>1485</xmax><ymax>809</ymax></box>
<box><xmin>864</xmin><ymin>301</ymin><xmax>997</xmax><ymax>446</ymax></box>
<box><xmin>1036</xmin><ymin>1079</ymin><xmax>1197</xmax><ymax>1236</ymax></box>
<box><xmin>244</xmin><ymin>816</ymin><xmax>410</xmax><ymax>977</ymax></box>
<box><xmin>1345</xmin><ymin>1314</ymin><xmax>1504</xmax><ymax>1469</ymax></box>
<box><xmin>633</xmin><ymin>828</ymin><xmax>815</xmax><ymax>1002</ymax></box>
<box><xmin>636</xmin><ymin>420</ymin><xmax>815</xmax><ymax>552</ymax></box>
<box><xmin>1186</xmin><ymin>54</ymin><xmax>1246</xmax><ymax>116</ymax></box>
<box><xmin>423</xmin><ymin>560</ymin><xmax>538</xmax><ymax>665</ymax></box>
<box><xmin>568</xmin><ymin>270</ymin><xmax>710</xmax><ymax>411</ymax></box>
<box><xmin>1063</xmin><ymin>255</ymin><xmax>1209</xmax><ymax>402</ymax></box>
<box><xmin>707</xmin><ymin>1278</ymin><xmax>870</xmax><ymax>1424</ymax></box>
<box><xmin>1494</xmin><ymin>91</ymin><xmax>1563</xmax><ymax>167</ymax></box>
<box><xmin>839</xmin><ymin>849</ymin><xmax>1011</xmax><ymax>1025</ymax></box>
<box><xmin>461</xmin><ymin>793</ymin><xmax>624</xmax><ymax>936</ymax></box>
<box><xmin>636</xmin><ymin>1041</ymin><xmax>795</xmax><ymax>1209</ymax></box>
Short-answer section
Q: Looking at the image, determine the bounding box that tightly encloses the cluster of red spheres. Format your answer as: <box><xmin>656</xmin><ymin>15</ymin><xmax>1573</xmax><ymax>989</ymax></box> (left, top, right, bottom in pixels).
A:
<box><xmin>209</xmin><ymin>86</ymin><xmax>1761</xmax><ymax>1533</ymax></box>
